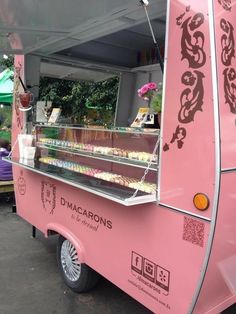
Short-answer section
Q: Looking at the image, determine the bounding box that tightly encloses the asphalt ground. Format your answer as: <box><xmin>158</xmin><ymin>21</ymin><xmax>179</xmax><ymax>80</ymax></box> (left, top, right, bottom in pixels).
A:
<box><xmin>0</xmin><ymin>194</ymin><xmax>152</xmax><ymax>314</ymax></box>
<box><xmin>0</xmin><ymin>194</ymin><xmax>235</xmax><ymax>314</ymax></box>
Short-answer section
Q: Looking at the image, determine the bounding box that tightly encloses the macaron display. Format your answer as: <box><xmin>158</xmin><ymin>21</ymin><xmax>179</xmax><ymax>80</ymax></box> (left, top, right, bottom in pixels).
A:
<box><xmin>38</xmin><ymin>138</ymin><xmax>157</xmax><ymax>164</ymax></box>
<box><xmin>39</xmin><ymin>156</ymin><xmax>157</xmax><ymax>194</ymax></box>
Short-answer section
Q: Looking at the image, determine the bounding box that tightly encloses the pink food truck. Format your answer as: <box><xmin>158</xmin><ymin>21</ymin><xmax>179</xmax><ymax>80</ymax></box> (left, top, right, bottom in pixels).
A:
<box><xmin>2</xmin><ymin>0</ymin><xmax>236</xmax><ymax>313</ymax></box>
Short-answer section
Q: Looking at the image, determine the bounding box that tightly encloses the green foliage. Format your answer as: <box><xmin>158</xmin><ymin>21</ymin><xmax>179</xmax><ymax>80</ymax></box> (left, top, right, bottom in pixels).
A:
<box><xmin>39</xmin><ymin>77</ymin><xmax>74</xmax><ymax>116</ymax></box>
<box><xmin>0</xmin><ymin>130</ymin><xmax>11</xmax><ymax>141</ymax></box>
<box><xmin>150</xmin><ymin>93</ymin><xmax>162</xmax><ymax>113</ymax></box>
<box><xmin>0</xmin><ymin>55</ymin><xmax>119</xmax><ymax>126</ymax></box>
<box><xmin>67</xmin><ymin>81</ymin><xmax>93</xmax><ymax>122</ymax></box>
<box><xmin>150</xmin><ymin>82</ymin><xmax>163</xmax><ymax>113</ymax></box>
<box><xmin>0</xmin><ymin>105</ymin><xmax>12</xmax><ymax>142</ymax></box>
<box><xmin>0</xmin><ymin>55</ymin><xmax>14</xmax><ymax>70</ymax></box>
<box><xmin>0</xmin><ymin>106</ymin><xmax>12</xmax><ymax>128</ymax></box>
<box><xmin>85</xmin><ymin>77</ymin><xmax>119</xmax><ymax>112</ymax></box>
<box><xmin>39</xmin><ymin>76</ymin><xmax>119</xmax><ymax>125</ymax></box>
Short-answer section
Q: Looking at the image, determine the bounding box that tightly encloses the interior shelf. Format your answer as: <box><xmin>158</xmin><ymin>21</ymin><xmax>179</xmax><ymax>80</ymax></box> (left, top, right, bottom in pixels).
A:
<box><xmin>36</xmin><ymin>124</ymin><xmax>160</xmax><ymax>135</ymax></box>
<box><xmin>37</xmin><ymin>142</ymin><xmax>158</xmax><ymax>171</ymax></box>
<box><xmin>4</xmin><ymin>157</ymin><xmax>157</xmax><ymax>206</ymax></box>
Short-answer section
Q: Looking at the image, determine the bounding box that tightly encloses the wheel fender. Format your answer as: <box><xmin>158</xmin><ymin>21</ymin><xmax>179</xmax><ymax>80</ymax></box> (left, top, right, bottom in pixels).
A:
<box><xmin>46</xmin><ymin>223</ymin><xmax>85</xmax><ymax>263</ymax></box>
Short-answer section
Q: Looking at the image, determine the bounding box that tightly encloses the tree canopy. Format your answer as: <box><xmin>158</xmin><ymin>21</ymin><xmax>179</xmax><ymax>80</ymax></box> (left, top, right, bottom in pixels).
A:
<box><xmin>0</xmin><ymin>55</ymin><xmax>14</xmax><ymax>70</ymax></box>
<box><xmin>39</xmin><ymin>76</ymin><xmax>119</xmax><ymax>126</ymax></box>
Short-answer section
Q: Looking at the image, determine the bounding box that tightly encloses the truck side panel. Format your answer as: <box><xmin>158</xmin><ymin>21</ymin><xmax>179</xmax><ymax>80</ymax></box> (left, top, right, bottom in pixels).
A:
<box><xmin>13</xmin><ymin>167</ymin><xmax>210</xmax><ymax>314</ymax></box>
<box><xmin>159</xmin><ymin>0</ymin><xmax>216</xmax><ymax>220</ymax></box>
<box><xmin>194</xmin><ymin>172</ymin><xmax>236</xmax><ymax>313</ymax></box>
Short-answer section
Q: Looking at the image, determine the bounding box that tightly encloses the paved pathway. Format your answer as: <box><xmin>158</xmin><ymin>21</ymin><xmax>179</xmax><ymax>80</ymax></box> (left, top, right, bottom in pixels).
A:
<box><xmin>0</xmin><ymin>195</ymin><xmax>150</xmax><ymax>314</ymax></box>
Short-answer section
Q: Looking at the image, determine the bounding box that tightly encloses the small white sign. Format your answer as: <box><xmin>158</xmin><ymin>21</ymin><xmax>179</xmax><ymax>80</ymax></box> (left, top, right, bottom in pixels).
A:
<box><xmin>48</xmin><ymin>108</ymin><xmax>61</xmax><ymax>123</ymax></box>
<box><xmin>36</xmin><ymin>101</ymin><xmax>52</xmax><ymax>122</ymax></box>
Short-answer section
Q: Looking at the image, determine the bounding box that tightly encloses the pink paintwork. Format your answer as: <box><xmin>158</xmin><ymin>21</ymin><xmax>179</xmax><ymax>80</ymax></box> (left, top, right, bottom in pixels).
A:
<box><xmin>159</xmin><ymin>1</ymin><xmax>216</xmax><ymax>220</ymax></box>
<box><xmin>194</xmin><ymin>172</ymin><xmax>236</xmax><ymax>314</ymax></box>
<box><xmin>214</xmin><ymin>1</ymin><xmax>236</xmax><ymax>170</ymax></box>
<box><xmin>14</xmin><ymin>169</ymin><xmax>210</xmax><ymax>314</ymax></box>
<box><xmin>193</xmin><ymin>1</ymin><xmax>236</xmax><ymax>313</ymax></box>
<box><xmin>12</xmin><ymin>55</ymin><xmax>25</xmax><ymax>156</ymax></box>
<box><xmin>11</xmin><ymin>1</ymin><xmax>236</xmax><ymax>313</ymax></box>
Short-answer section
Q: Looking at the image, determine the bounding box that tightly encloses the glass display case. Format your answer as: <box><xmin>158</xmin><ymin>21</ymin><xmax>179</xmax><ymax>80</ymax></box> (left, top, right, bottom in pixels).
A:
<box><xmin>7</xmin><ymin>125</ymin><xmax>159</xmax><ymax>206</ymax></box>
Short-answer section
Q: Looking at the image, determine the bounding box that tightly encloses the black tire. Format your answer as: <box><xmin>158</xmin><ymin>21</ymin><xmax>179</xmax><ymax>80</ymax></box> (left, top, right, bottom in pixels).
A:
<box><xmin>57</xmin><ymin>235</ymin><xmax>100</xmax><ymax>293</ymax></box>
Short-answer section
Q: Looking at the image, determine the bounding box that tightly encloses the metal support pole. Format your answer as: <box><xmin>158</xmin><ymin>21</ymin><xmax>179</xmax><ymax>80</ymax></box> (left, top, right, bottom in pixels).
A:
<box><xmin>140</xmin><ymin>0</ymin><xmax>164</xmax><ymax>73</ymax></box>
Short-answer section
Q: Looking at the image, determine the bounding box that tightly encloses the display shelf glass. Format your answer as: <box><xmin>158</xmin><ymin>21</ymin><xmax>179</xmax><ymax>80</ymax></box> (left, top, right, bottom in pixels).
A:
<box><xmin>8</xmin><ymin>125</ymin><xmax>158</xmax><ymax>206</ymax></box>
<box><xmin>36</xmin><ymin>141</ymin><xmax>158</xmax><ymax>171</ymax></box>
<box><xmin>35</xmin><ymin>124</ymin><xmax>159</xmax><ymax>135</ymax></box>
<box><xmin>4</xmin><ymin>157</ymin><xmax>157</xmax><ymax>206</ymax></box>
<box><xmin>35</xmin><ymin>125</ymin><xmax>159</xmax><ymax>167</ymax></box>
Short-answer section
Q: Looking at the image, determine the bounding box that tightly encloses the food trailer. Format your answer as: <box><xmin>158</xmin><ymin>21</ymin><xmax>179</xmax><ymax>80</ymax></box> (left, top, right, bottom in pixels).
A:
<box><xmin>1</xmin><ymin>0</ymin><xmax>236</xmax><ymax>313</ymax></box>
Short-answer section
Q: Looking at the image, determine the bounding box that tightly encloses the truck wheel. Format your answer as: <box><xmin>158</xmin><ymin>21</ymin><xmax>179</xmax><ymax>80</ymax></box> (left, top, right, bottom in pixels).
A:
<box><xmin>57</xmin><ymin>235</ymin><xmax>100</xmax><ymax>292</ymax></box>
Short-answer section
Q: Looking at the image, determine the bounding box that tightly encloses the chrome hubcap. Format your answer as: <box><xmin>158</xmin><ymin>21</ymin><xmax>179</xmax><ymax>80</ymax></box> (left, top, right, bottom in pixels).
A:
<box><xmin>61</xmin><ymin>240</ymin><xmax>81</xmax><ymax>281</ymax></box>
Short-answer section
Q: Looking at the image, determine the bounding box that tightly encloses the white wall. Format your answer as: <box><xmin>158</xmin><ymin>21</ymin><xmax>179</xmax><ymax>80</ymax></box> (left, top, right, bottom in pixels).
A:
<box><xmin>25</xmin><ymin>54</ymin><xmax>41</xmax><ymax>100</ymax></box>
<box><xmin>115</xmin><ymin>72</ymin><xmax>136</xmax><ymax>126</ymax></box>
<box><xmin>116</xmin><ymin>65</ymin><xmax>163</xmax><ymax>126</ymax></box>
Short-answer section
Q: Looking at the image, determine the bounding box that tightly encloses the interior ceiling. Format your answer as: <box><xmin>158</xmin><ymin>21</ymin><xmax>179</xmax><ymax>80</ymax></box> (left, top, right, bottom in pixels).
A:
<box><xmin>0</xmin><ymin>0</ymin><xmax>167</xmax><ymax>76</ymax></box>
<box><xmin>57</xmin><ymin>16</ymin><xmax>166</xmax><ymax>69</ymax></box>
<box><xmin>40</xmin><ymin>61</ymin><xmax>116</xmax><ymax>82</ymax></box>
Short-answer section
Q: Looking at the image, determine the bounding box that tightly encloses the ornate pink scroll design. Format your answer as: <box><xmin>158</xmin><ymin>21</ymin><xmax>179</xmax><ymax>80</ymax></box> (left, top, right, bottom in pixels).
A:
<box><xmin>223</xmin><ymin>67</ymin><xmax>236</xmax><ymax>113</ymax></box>
<box><xmin>180</xmin><ymin>13</ymin><xmax>206</xmax><ymax>69</ymax></box>
<box><xmin>14</xmin><ymin>65</ymin><xmax>23</xmax><ymax>130</ymax></box>
<box><xmin>218</xmin><ymin>0</ymin><xmax>232</xmax><ymax>11</ymax></box>
<box><xmin>220</xmin><ymin>19</ymin><xmax>235</xmax><ymax>66</ymax></box>
<box><xmin>220</xmin><ymin>16</ymin><xmax>236</xmax><ymax>114</ymax></box>
<box><xmin>41</xmin><ymin>181</ymin><xmax>57</xmax><ymax>215</ymax></box>
<box><xmin>178</xmin><ymin>71</ymin><xmax>204</xmax><ymax>123</ymax></box>
<box><xmin>164</xmin><ymin>7</ymin><xmax>206</xmax><ymax>151</ymax></box>
<box><xmin>163</xmin><ymin>126</ymin><xmax>187</xmax><ymax>151</ymax></box>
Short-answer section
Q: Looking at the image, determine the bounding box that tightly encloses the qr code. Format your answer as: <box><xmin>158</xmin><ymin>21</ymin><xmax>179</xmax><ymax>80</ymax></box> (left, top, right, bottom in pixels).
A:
<box><xmin>183</xmin><ymin>217</ymin><xmax>205</xmax><ymax>247</ymax></box>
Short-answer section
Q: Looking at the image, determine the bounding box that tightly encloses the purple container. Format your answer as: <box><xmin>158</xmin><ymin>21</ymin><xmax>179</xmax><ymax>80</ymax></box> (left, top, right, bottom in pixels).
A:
<box><xmin>0</xmin><ymin>149</ymin><xmax>13</xmax><ymax>181</ymax></box>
